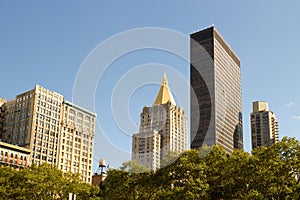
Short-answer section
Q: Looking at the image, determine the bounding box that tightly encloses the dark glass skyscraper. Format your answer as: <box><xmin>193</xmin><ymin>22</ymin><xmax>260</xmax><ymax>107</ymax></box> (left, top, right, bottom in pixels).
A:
<box><xmin>190</xmin><ymin>26</ymin><xmax>243</xmax><ymax>153</ymax></box>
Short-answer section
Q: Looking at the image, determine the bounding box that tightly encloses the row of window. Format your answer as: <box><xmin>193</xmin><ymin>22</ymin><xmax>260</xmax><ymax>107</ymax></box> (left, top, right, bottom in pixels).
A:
<box><xmin>16</xmin><ymin>94</ymin><xmax>33</xmax><ymax>103</ymax></box>
<box><xmin>0</xmin><ymin>151</ymin><xmax>28</xmax><ymax>160</ymax></box>
<box><xmin>37</xmin><ymin>93</ymin><xmax>61</xmax><ymax>106</ymax></box>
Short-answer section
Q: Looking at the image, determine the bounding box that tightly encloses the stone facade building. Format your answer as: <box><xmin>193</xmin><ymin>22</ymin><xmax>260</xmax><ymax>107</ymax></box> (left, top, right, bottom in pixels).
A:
<box><xmin>0</xmin><ymin>85</ymin><xmax>95</xmax><ymax>183</ymax></box>
<box><xmin>132</xmin><ymin>74</ymin><xmax>188</xmax><ymax>170</ymax></box>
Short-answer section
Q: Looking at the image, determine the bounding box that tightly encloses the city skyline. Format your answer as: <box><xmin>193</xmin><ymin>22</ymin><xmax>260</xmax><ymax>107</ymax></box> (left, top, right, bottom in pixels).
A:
<box><xmin>1</xmin><ymin>1</ymin><xmax>300</xmax><ymax>169</ymax></box>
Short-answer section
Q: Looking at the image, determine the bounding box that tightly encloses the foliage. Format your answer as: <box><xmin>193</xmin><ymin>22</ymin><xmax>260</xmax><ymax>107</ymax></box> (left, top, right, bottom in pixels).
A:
<box><xmin>160</xmin><ymin>150</ymin><xmax>180</xmax><ymax>168</ymax></box>
<box><xmin>2</xmin><ymin>138</ymin><xmax>299</xmax><ymax>199</ymax></box>
<box><xmin>0</xmin><ymin>163</ymin><xmax>100</xmax><ymax>200</ymax></box>
<box><xmin>99</xmin><ymin>137</ymin><xmax>300</xmax><ymax>199</ymax></box>
<box><xmin>119</xmin><ymin>160</ymin><xmax>149</xmax><ymax>174</ymax></box>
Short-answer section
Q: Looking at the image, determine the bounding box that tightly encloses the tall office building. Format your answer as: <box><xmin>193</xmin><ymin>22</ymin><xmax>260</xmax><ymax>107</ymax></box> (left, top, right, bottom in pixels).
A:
<box><xmin>251</xmin><ymin>101</ymin><xmax>279</xmax><ymax>149</ymax></box>
<box><xmin>0</xmin><ymin>85</ymin><xmax>95</xmax><ymax>183</ymax></box>
<box><xmin>132</xmin><ymin>74</ymin><xmax>188</xmax><ymax>170</ymax></box>
<box><xmin>190</xmin><ymin>26</ymin><xmax>243</xmax><ymax>153</ymax></box>
<box><xmin>59</xmin><ymin>100</ymin><xmax>95</xmax><ymax>182</ymax></box>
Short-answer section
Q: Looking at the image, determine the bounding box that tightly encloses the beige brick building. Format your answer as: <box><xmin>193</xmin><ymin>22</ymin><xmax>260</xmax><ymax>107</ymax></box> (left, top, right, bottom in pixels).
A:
<box><xmin>132</xmin><ymin>74</ymin><xmax>188</xmax><ymax>170</ymax></box>
<box><xmin>251</xmin><ymin>101</ymin><xmax>279</xmax><ymax>149</ymax></box>
<box><xmin>59</xmin><ymin>100</ymin><xmax>95</xmax><ymax>182</ymax></box>
<box><xmin>0</xmin><ymin>85</ymin><xmax>95</xmax><ymax>183</ymax></box>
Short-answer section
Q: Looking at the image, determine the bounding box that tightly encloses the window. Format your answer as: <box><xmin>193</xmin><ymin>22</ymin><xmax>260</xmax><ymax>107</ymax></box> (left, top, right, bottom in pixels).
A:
<box><xmin>84</xmin><ymin>116</ymin><xmax>90</xmax><ymax>126</ymax></box>
<box><xmin>69</xmin><ymin>115</ymin><xmax>74</xmax><ymax>121</ymax></box>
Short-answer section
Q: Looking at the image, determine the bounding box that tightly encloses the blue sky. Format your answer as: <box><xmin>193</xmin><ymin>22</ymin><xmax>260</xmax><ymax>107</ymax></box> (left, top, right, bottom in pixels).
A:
<box><xmin>1</xmin><ymin>1</ymin><xmax>300</xmax><ymax>170</ymax></box>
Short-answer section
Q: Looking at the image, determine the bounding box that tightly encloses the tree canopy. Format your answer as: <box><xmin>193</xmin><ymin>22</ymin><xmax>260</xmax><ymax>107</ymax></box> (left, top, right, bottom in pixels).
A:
<box><xmin>0</xmin><ymin>163</ymin><xmax>100</xmax><ymax>200</ymax></box>
<box><xmin>1</xmin><ymin>137</ymin><xmax>300</xmax><ymax>199</ymax></box>
<box><xmin>99</xmin><ymin>137</ymin><xmax>300</xmax><ymax>200</ymax></box>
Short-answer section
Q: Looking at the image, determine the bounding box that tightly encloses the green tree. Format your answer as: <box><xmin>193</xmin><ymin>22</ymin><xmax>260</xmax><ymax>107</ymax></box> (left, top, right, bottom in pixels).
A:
<box><xmin>0</xmin><ymin>163</ymin><xmax>99</xmax><ymax>200</ymax></box>
<box><xmin>119</xmin><ymin>160</ymin><xmax>149</xmax><ymax>174</ymax></box>
<box><xmin>98</xmin><ymin>137</ymin><xmax>300</xmax><ymax>200</ymax></box>
<box><xmin>249</xmin><ymin>137</ymin><xmax>300</xmax><ymax>199</ymax></box>
<box><xmin>160</xmin><ymin>150</ymin><xmax>180</xmax><ymax>169</ymax></box>
<box><xmin>99</xmin><ymin>169</ymin><xmax>132</xmax><ymax>200</ymax></box>
<box><xmin>154</xmin><ymin>150</ymin><xmax>208</xmax><ymax>199</ymax></box>
<box><xmin>203</xmin><ymin>137</ymin><xmax>300</xmax><ymax>199</ymax></box>
<box><xmin>0</xmin><ymin>166</ymin><xmax>22</xmax><ymax>199</ymax></box>
<box><xmin>63</xmin><ymin>172</ymin><xmax>100</xmax><ymax>200</ymax></box>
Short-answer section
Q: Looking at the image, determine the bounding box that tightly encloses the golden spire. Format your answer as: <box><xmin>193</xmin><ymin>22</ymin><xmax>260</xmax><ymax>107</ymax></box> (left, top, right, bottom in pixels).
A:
<box><xmin>154</xmin><ymin>73</ymin><xmax>176</xmax><ymax>106</ymax></box>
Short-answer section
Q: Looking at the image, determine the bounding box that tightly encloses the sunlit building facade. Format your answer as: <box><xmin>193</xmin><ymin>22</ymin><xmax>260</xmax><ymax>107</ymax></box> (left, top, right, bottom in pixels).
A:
<box><xmin>0</xmin><ymin>85</ymin><xmax>95</xmax><ymax>183</ymax></box>
<box><xmin>59</xmin><ymin>100</ymin><xmax>95</xmax><ymax>183</ymax></box>
<box><xmin>251</xmin><ymin>101</ymin><xmax>279</xmax><ymax>149</ymax></box>
<box><xmin>0</xmin><ymin>141</ymin><xmax>31</xmax><ymax>169</ymax></box>
<box><xmin>132</xmin><ymin>74</ymin><xmax>188</xmax><ymax>170</ymax></box>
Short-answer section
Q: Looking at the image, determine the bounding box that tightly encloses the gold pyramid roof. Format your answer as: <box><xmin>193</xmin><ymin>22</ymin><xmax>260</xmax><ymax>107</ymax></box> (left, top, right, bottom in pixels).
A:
<box><xmin>154</xmin><ymin>73</ymin><xmax>176</xmax><ymax>106</ymax></box>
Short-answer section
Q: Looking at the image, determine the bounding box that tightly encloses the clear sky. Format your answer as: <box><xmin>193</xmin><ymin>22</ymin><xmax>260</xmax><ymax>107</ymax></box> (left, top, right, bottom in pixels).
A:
<box><xmin>1</xmin><ymin>1</ymin><xmax>300</xmax><ymax>170</ymax></box>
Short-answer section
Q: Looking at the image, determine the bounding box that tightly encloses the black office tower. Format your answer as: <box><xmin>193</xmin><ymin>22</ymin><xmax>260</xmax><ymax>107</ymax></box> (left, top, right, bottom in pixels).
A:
<box><xmin>190</xmin><ymin>26</ymin><xmax>243</xmax><ymax>153</ymax></box>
